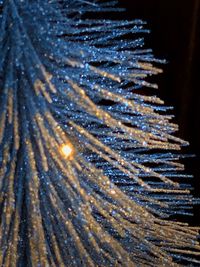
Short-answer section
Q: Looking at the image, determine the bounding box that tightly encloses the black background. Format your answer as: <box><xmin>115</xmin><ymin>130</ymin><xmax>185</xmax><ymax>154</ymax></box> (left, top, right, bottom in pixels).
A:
<box><xmin>116</xmin><ymin>0</ymin><xmax>200</xmax><ymax>225</ymax></box>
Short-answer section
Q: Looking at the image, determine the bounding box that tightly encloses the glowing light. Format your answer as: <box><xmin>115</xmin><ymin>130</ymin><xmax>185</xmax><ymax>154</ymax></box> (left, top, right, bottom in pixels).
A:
<box><xmin>60</xmin><ymin>143</ymin><xmax>74</xmax><ymax>160</ymax></box>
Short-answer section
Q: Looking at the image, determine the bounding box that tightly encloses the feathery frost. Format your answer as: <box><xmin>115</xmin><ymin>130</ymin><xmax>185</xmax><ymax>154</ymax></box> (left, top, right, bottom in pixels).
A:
<box><xmin>0</xmin><ymin>0</ymin><xmax>199</xmax><ymax>266</ymax></box>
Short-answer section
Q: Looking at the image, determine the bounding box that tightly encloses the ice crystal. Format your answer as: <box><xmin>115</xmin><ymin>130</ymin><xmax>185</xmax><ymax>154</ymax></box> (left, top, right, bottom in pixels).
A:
<box><xmin>0</xmin><ymin>0</ymin><xmax>199</xmax><ymax>266</ymax></box>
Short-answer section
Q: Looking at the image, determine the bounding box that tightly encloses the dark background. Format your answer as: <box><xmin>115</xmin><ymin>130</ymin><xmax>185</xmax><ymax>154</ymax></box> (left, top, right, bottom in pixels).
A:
<box><xmin>116</xmin><ymin>0</ymin><xmax>200</xmax><ymax>225</ymax></box>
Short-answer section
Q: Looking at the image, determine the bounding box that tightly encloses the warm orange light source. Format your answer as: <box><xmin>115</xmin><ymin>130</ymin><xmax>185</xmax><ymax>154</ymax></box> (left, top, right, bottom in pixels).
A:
<box><xmin>60</xmin><ymin>143</ymin><xmax>74</xmax><ymax>160</ymax></box>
